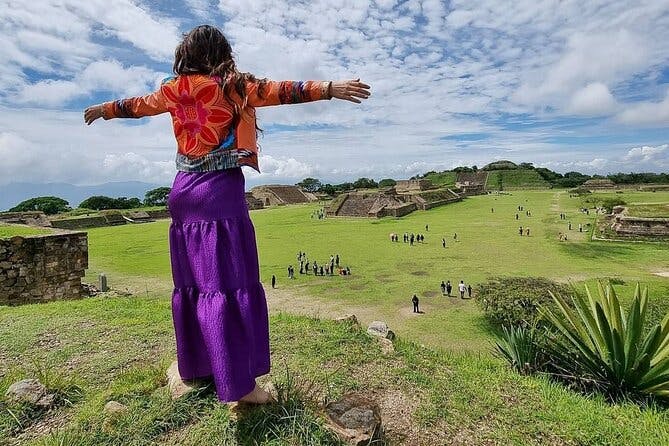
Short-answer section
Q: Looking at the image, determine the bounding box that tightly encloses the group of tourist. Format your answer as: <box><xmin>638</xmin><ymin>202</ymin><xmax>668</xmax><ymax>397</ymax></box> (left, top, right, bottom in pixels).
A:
<box><xmin>311</xmin><ymin>208</ymin><xmax>325</xmax><ymax>220</ymax></box>
<box><xmin>296</xmin><ymin>251</ymin><xmax>350</xmax><ymax>277</ymax></box>
<box><xmin>412</xmin><ymin>280</ymin><xmax>472</xmax><ymax>313</ymax></box>
<box><xmin>514</xmin><ymin>204</ymin><xmax>532</xmax><ymax>236</ymax></box>
<box><xmin>389</xmin><ymin>232</ymin><xmax>427</xmax><ymax>245</ymax></box>
<box><xmin>557</xmin><ymin>207</ymin><xmax>593</xmax><ymax>240</ymax></box>
<box><xmin>440</xmin><ymin>280</ymin><xmax>471</xmax><ymax>298</ymax></box>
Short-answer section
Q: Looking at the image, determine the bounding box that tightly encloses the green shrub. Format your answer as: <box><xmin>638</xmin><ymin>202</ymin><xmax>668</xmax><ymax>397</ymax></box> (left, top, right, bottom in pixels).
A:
<box><xmin>541</xmin><ymin>282</ymin><xmax>669</xmax><ymax>401</ymax></box>
<box><xmin>569</xmin><ymin>187</ymin><xmax>591</xmax><ymax>196</ymax></box>
<box><xmin>477</xmin><ymin>277</ymin><xmax>572</xmax><ymax>328</ymax></box>
<box><xmin>600</xmin><ymin>198</ymin><xmax>627</xmax><ymax>213</ymax></box>
<box><xmin>494</xmin><ymin>325</ymin><xmax>545</xmax><ymax>375</ymax></box>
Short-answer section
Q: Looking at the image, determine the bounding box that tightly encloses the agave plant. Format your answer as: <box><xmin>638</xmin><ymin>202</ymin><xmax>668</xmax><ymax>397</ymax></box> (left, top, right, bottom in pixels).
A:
<box><xmin>541</xmin><ymin>282</ymin><xmax>669</xmax><ymax>400</ymax></box>
<box><xmin>494</xmin><ymin>325</ymin><xmax>543</xmax><ymax>375</ymax></box>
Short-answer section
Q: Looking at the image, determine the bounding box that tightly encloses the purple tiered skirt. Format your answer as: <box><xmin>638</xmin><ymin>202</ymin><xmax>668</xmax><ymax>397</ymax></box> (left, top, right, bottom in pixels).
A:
<box><xmin>167</xmin><ymin>167</ymin><xmax>270</xmax><ymax>402</ymax></box>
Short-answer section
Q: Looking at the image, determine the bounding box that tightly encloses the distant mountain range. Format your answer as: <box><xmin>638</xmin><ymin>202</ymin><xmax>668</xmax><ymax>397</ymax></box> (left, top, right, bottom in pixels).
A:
<box><xmin>0</xmin><ymin>182</ymin><xmax>164</xmax><ymax>211</ymax></box>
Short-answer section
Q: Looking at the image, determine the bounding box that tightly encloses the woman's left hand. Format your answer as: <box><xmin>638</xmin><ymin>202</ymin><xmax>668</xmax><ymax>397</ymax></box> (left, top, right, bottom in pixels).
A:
<box><xmin>329</xmin><ymin>79</ymin><xmax>371</xmax><ymax>103</ymax></box>
<box><xmin>84</xmin><ymin>105</ymin><xmax>103</xmax><ymax>125</ymax></box>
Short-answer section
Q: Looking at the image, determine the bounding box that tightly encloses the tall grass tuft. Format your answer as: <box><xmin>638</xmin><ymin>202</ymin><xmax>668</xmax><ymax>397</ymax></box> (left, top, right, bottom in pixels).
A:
<box><xmin>494</xmin><ymin>325</ymin><xmax>544</xmax><ymax>375</ymax></box>
<box><xmin>235</xmin><ymin>368</ymin><xmax>345</xmax><ymax>445</ymax></box>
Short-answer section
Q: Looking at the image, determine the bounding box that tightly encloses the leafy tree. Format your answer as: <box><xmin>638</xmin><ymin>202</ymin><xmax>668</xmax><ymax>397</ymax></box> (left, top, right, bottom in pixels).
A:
<box><xmin>535</xmin><ymin>167</ymin><xmax>562</xmax><ymax>183</ymax></box>
<box><xmin>116</xmin><ymin>197</ymin><xmax>142</xmax><ymax>209</ymax></box>
<box><xmin>296</xmin><ymin>178</ymin><xmax>322</xmax><ymax>193</ymax></box>
<box><xmin>319</xmin><ymin>183</ymin><xmax>336</xmax><ymax>195</ymax></box>
<box><xmin>144</xmin><ymin>187</ymin><xmax>171</xmax><ymax>206</ymax></box>
<box><xmin>79</xmin><ymin>196</ymin><xmax>118</xmax><ymax>210</ymax></box>
<box><xmin>378</xmin><ymin>178</ymin><xmax>397</xmax><ymax>188</ymax></box>
<box><xmin>337</xmin><ymin>182</ymin><xmax>354</xmax><ymax>192</ymax></box>
<box><xmin>555</xmin><ymin>171</ymin><xmax>590</xmax><ymax>188</ymax></box>
<box><xmin>600</xmin><ymin>198</ymin><xmax>627</xmax><ymax>213</ymax></box>
<box><xmin>10</xmin><ymin>196</ymin><xmax>71</xmax><ymax>215</ymax></box>
<box><xmin>352</xmin><ymin>177</ymin><xmax>378</xmax><ymax>189</ymax></box>
<box><xmin>607</xmin><ymin>172</ymin><xmax>669</xmax><ymax>185</ymax></box>
<box><xmin>519</xmin><ymin>162</ymin><xmax>535</xmax><ymax>170</ymax></box>
<box><xmin>79</xmin><ymin>196</ymin><xmax>143</xmax><ymax>210</ymax></box>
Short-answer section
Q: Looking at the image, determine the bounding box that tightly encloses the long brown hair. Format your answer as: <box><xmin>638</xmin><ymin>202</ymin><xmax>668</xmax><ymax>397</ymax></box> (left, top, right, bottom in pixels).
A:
<box><xmin>173</xmin><ymin>25</ymin><xmax>265</xmax><ymax>129</ymax></box>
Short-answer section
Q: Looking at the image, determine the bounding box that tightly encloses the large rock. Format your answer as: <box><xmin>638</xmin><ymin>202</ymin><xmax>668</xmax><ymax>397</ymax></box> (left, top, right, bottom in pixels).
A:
<box><xmin>5</xmin><ymin>379</ymin><xmax>55</xmax><ymax>407</ymax></box>
<box><xmin>167</xmin><ymin>361</ymin><xmax>203</xmax><ymax>400</ymax></box>
<box><xmin>325</xmin><ymin>393</ymin><xmax>383</xmax><ymax>445</ymax></box>
<box><xmin>104</xmin><ymin>400</ymin><xmax>128</xmax><ymax>415</ymax></box>
<box><xmin>367</xmin><ymin>321</ymin><xmax>395</xmax><ymax>340</ymax></box>
<box><xmin>378</xmin><ymin>337</ymin><xmax>395</xmax><ymax>355</ymax></box>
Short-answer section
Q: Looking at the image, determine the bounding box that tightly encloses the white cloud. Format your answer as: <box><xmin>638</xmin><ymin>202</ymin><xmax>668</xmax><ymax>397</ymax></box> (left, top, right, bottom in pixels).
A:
<box><xmin>246</xmin><ymin>154</ymin><xmax>314</xmax><ymax>179</ymax></box>
<box><xmin>72</xmin><ymin>0</ymin><xmax>180</xmax><ymax>61</ymax></box>
<box><xmin>616</xmin><ymin>91</ymin><xmax>669</xmax><ymax>126</ymax></box>
<box><xmin>103</xmin><ymin>152</ymin><xmax>175</xmax><ymax>184</ymax></box>
<box><xmin>15</xmin><ymin>60</ymin><xmax>165</xmax><ymax>106</ymax></box>
<box><xmin>623</xmin><ymin>144</ymin><xmax>668</xmax><ymax>162</ymax></box>
<box><xmin>0</xmin><ymin>1</ymin><xmax>668</xmax><ymax>188</ymax></box>
<box><xmin>568</xmin><ymin>82</ymin><xmax>617</xmax><ymax>116</ymax></box>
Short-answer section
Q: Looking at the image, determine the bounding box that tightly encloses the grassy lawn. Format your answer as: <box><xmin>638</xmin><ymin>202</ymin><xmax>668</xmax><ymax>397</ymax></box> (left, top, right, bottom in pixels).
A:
<box><xmin>83</xmin><ymin>190</ymin><xmax>669</xmax><ymax>351</ymax></box>
<box><xmin>0</xmin><ymin>225</ymin><xmax>53</xmax><ymax>238</ymax></box>
<box><xmin>626</xmin><ymin>203</ymin><xmax>669</xmax><ymax>218</ymax></box>
<box><xmin>2</xmin><ymin>189</ymin><xmax>669</xmax><ymax>444</ymax></box>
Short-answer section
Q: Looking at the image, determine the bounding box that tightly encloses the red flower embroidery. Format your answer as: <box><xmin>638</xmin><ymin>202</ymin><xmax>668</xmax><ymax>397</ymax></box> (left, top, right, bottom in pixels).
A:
<box><xmin>163</xmin><ymin>76</ymin><xmax>233</xmax><ymax>157</ymax></box>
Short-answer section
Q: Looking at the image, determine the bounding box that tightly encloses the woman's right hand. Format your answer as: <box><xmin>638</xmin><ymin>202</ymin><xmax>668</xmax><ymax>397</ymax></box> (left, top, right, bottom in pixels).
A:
<box><xmin>329</xmin><ymin>79</ymin><xmax>371</xmax><ymax>103</ymax></box>
<box><xmin>84</xmin><ymin>105</ymin><xmax>103</xmax><ymax>125</ymax></box>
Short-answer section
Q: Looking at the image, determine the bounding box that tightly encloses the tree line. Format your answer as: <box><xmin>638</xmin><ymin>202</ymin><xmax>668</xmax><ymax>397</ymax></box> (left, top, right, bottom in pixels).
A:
<box><xmin>8</xmin><ymin>166</ymin><xmax>669</xmax><ymax>216</ymax></box>
<box><xmin>296</xmin><ymin>177</ymin><xmax>397</xmax><ymax>195</ymax></box>
<box><xmin>8</xmin><ymin>187</ymin><xmax>172</xmax><ymax>215</ymax></box>
<box><xmin>414</xmin><ymin>164</ymin><xmax>669</xmax><ymax>189</ymax></box>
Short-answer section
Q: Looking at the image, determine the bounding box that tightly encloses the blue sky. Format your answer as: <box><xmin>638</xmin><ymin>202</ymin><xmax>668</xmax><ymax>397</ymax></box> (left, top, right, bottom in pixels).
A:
<box><xmin>0</xmin><ymin>0</ymin><xmax>668</xmax><ymax>188</ymax></box>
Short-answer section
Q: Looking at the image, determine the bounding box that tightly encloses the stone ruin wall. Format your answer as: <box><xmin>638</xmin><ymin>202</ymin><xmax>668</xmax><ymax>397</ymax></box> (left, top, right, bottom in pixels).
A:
<box><xmin>611</xmin><ymin>215</ymin><xmax>669</xmax><ymax>237</ymax></box>
<box><xmin>395</xmin><ymin>179</ymin><xmax>433</xmax><ymax>193</ymax></box>
<box><xmin>0</xmin><ymin>211</ymin><xmax>52</xmax><ymax>227</ymax></box>
<box><xmin>245</xmin><ymin>193</ymin><xmax>264</xmax><ymax>210</ymax></box>
<box><xmin>0</xmin><ymin>232</ymin><xmax>88</xmax><ymax>306</ymax></box>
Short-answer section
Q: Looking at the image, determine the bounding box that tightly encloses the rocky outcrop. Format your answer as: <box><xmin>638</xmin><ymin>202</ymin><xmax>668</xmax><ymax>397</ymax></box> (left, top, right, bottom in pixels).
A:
<box><xmin>325</xmin><ymin>393</ymin><xmax>383</xmax><ymax>445</ymax></box>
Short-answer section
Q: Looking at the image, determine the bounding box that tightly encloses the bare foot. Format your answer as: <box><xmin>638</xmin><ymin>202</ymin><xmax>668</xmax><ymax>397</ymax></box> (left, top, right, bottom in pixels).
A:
<box><xmin>239</xmin><ymin>384</ymin><xmax>275</xmax><ymax>404</ymax></box>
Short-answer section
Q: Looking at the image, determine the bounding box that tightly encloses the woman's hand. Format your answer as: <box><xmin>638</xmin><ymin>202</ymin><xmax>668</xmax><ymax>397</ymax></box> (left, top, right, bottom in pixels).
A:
<box><xmin>84</xmin><ymin>105</ymin><xmax>103</xmax><ymax>125</ymax></box>
<box><xmin>329</xmin><ymin>79</ymin><xmax>371</xmax><ymax>103</ymax></box>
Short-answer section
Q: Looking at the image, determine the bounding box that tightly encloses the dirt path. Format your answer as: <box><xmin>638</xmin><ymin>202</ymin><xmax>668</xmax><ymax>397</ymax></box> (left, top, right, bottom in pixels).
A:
<box><xmin>265</xmin><ymin>285</ymin><xmax>382</xmax><ymax>327</ymax></box>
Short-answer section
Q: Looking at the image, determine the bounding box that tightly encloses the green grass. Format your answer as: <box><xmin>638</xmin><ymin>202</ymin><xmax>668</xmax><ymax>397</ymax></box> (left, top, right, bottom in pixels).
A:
<box><xmin>421</xmin><ymin>170</ymin><xmax>457</xmax><ymax>187</ymax></box>
<box><xmin>0</xmin><ymin>225</ymin><xmax>52</xmax><ymax>238</ymax></box>
<box><xmin>1</xmin><ymin>298</ymin><xmax>669</xmax><ymax>445</ymax></box>
<box><xmin>486</xmin><ymin>169</ymin><xmax>551</xmax><ymax>190</ymax></box>
<box><xmin>2</xmin><ymin>189</ymin><xmax>669</xmax><ymax>444</ymax></box>
<box><xmin>83</xmin><ymin>190</ymin><xmax>669</xmax><ymax>351</ymax></box>
<box><xmin>626</xmin><ymin>203</ymin><xmax>669</xmax><ymax>218</ymax></box>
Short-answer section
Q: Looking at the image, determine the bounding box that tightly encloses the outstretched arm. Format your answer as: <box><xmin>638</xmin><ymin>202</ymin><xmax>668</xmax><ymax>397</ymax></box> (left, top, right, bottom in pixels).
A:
<box><xmin>246</xmin><ymin>79</ymin><xmax>370</xmax><ymax>107</ymax></box>
<box><xmin>84</xmin><ymin>89</ymin><xmax>168</xmax><ymax>125</ymax></box>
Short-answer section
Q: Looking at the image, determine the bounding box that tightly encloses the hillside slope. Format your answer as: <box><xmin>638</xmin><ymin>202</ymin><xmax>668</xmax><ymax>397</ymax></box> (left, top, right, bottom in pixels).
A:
<box><xmin>1</xmin><ymin>296</ymin><xmax>668</xmax><ymax>445</ymax></box>
<box><xmin>486</xmin><ymin>169</ymin><xmax>551</xmax><ymax>190</ymax></box>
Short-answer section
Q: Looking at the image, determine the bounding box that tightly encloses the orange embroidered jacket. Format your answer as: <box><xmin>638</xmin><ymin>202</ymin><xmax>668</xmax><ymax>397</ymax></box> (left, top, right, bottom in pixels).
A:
<box><xmin>101</xmin><ymin>75</ymin><xmax>331</xmax><ymax>172</ymax></box>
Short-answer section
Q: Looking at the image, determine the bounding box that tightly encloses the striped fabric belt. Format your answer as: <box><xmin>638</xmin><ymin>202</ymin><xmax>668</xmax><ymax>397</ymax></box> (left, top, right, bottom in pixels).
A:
<box><xmin>176</xmin><ymin>147</ymin><xmax>240</xmax><ymax>172</ymax></box>
<box><xmin>175</xmin><ymin>131</ymin><xmax>248</xmax><ymax>173</ymax></box>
